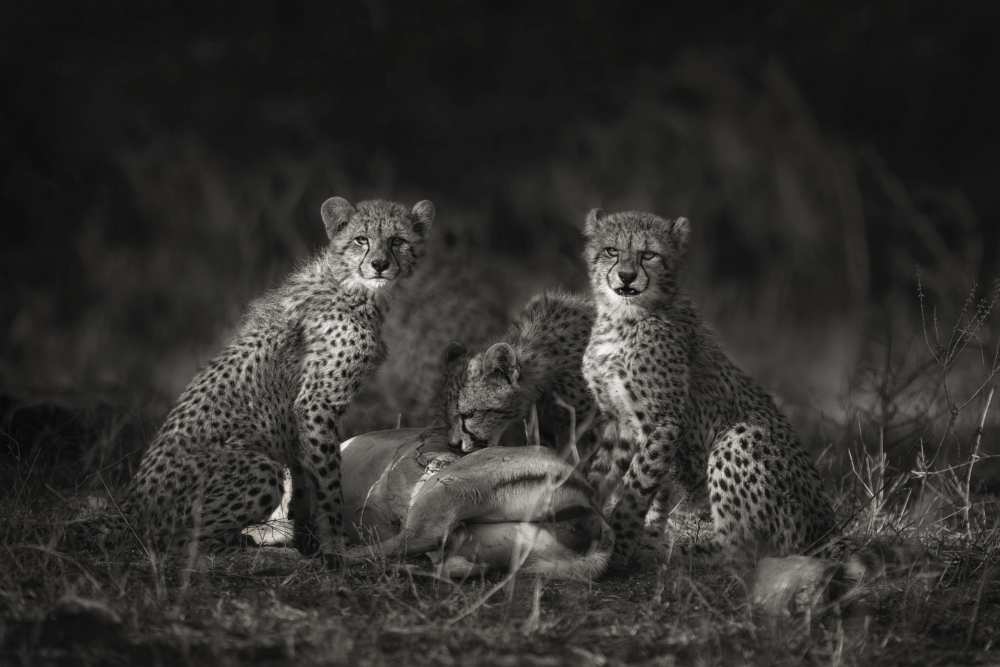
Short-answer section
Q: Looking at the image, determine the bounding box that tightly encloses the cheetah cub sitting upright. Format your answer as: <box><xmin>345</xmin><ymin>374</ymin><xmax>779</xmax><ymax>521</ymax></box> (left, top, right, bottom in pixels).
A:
<box><xmin>581</xmin><ymin>208</ymin><xmax>835</xmax><ymax>568</ymax></box>
<box><xmin>124</xmin><ymin>197</ymin><xmax>435</xmax><ymax>564</ymax></box>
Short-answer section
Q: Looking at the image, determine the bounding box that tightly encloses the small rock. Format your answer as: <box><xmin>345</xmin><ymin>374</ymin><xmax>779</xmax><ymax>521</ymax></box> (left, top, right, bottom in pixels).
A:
<box><xmin>751</xmin><ymin>556</ymin><xmax>845</xmax><ymax>618</ymax></box>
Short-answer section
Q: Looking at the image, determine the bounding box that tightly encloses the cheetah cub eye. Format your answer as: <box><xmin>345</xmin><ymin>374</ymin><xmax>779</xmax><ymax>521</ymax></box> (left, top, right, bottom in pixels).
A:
<box><xmin>603</xmin><ymin>247</ymin><xmax>618</xmax><ymax>258</ymax></box>
<box><xmin>354</xmin><ymin>236</ymin><xmax>369</xmax><ymax>246</ymax></box>
<box><xmin>640</xmin><ymin>251</ymin><xmax>658</xmax><ymax>261</ymax></box>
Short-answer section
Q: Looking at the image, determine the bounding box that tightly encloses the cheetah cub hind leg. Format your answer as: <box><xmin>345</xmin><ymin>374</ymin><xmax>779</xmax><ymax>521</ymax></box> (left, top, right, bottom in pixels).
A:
<box><xmin>706</xmin><ymin>422</ymin><xmax>836</xmax><ymax>560</ymax></box>
<box><xmin>165</xmin><ymin>448</ymin><xmax>286</xmax><ymax>564</ymax></box>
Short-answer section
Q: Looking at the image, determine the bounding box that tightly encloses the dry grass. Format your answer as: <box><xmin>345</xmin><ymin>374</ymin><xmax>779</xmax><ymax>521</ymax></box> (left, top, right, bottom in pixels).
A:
<box><xmin>1</xmin><ymin>484</ymin><xmax>998</xmax><ymax>666</ymax></box>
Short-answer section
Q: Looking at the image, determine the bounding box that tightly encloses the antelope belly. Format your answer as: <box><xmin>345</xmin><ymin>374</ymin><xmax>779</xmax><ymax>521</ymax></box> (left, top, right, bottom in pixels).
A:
<box><xmin>442</xmin><ymin>522</ymin><xmax>578</xmax><ymax>571</ymax></box>
<box><xmin>475</xmin><ymin>482</ymin><xmax>594</xmax><ymax>523</ymax></box>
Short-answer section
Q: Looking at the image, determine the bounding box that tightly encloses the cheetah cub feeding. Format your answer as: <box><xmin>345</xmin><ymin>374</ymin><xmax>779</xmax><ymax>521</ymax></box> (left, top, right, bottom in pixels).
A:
<box><xmin>581</xmin><ymin>208</ymin><xmax>835</xmax><ymax>568</ymax></box>
<box><xmin>124</xmin><ymin>197</ymin><xmax>434</xmax><ymax>564</ymax></box>
<box><xmin>440</xmin><ymin>290</ymin><xmax>595</xmax><ymax>454</ymax></box>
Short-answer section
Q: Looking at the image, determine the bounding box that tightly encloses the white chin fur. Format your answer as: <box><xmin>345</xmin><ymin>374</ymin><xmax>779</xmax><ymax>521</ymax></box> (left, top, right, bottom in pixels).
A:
<box><xmin>344</xmin><ymin>275</ymin><xmax>392</xmax><ymax>291</ymax></box>
<box><xmin>603</xmin><ymin>291</ymin><xmax>643</xmax><ymax>313</ymax></box>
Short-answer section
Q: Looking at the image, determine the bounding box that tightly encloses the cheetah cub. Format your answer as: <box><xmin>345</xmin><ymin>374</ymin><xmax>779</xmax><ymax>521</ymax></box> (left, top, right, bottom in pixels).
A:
<box><xmin>125</xmin><ymin>197</ymin><xmax>434</xmax><ymax>564</ymax></box>
<box><xmin>440</xmin><ymin>290</ymin><xmax>595</xmax><ymax>454</ymax></box>
<box><xmin>581</xmin><ymin>208</ymin><xmax>835</xmax><ymax>568</ymax></box>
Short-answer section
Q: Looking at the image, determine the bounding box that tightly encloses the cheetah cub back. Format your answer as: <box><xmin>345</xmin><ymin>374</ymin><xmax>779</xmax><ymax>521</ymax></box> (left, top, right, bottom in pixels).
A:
<box><xmin>580</xmin><ymin>208</ymin><xmax>836</xmax><ymax>568</ymax></box>
<box><xmin>439</xmin><ymin>290</ymin><xmax>596</xmax><ymax>455</ymax></box>
<box><xmin>125</xmin><ymin>197</ymin><xmax>435</xmax><ymax>564</ymax></box>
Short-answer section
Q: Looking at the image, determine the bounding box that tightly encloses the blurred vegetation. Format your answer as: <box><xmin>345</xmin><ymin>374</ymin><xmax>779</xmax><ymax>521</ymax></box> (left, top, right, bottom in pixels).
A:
<box><xmin>2</xmin><ymin>2</ymin><xmax>998</xmax><ymax>484</ymax></box>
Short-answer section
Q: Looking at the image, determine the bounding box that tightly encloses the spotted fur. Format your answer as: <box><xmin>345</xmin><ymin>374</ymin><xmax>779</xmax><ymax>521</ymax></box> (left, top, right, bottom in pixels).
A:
<box><xmin>580</xmin><ymin>208</ymin><xmax>836</xmax><ymax>568</ymax></box>
<box><xmin>440</xmin><ymin>290</ymin><xmax>596</xmax><ymax>454</ymax></box>
<box><xmin>121</xmin><ymin>197</ymin><xmax>435</xmax><ymax>562</ymax></box>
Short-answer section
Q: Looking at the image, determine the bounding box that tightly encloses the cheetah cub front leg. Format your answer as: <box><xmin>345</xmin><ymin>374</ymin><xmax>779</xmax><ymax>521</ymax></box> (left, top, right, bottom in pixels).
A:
<box><xmin>289</xmin><ymin>197</ymin><xmax>436</xmax><ymax>564</ymax></box>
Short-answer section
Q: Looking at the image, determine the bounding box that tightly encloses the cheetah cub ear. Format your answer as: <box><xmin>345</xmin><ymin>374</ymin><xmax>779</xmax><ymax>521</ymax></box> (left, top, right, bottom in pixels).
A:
<box><xmin>483</xmin><ymin>342</ymin><xmax>520</xmax><ymax>386</ymax></box>
<box><xmin>671</xmin><ymin>217</ymin><xmax>691</xmax><ymax>258</ymax></box>
<box><xmin>584</xmin><ymin>208</ymin><xmax>607</xmax><ymax>237</ymax></box>
<box><xmin>321</xmin><ymin>196</ymin><xmax>356</xmax><ymax>240</ymax></box>
<box><xmin>410</xmin><ymin>200</ymin><xmax>436</xmax><ymax>237</ymax></box>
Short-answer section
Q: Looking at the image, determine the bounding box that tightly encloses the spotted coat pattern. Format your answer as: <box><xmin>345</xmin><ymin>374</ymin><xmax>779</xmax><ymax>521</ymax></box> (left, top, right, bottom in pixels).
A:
<box><xmin>580</xmin><ymin>209</ymin><xmax>836</xmax><ymax>568</ymax></box>
<box><xmin>123</xmin><ymin>198</ymin><xmax>435</xmax><ymax>562</ymax></box>
<box><xmin>439</xmin><ymin>290</ymin><xmax>596</xmax><ymax>454</ymax></box>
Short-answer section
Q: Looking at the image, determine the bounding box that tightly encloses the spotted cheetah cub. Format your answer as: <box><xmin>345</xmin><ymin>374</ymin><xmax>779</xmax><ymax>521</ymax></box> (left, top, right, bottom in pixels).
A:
<box><xmin>441</xmin><ymin>290</ymin><xmax>595</xmax><ymax>454</ymax></box>
<box><xmin>125</xmin><ymin>197</ymin><xmax>435</xmax><ymax>564</ymax></box>
<box><xmin>581</xmin><ymin>208</ymin><xmax>835</xmax><ymax>568</ymax></box>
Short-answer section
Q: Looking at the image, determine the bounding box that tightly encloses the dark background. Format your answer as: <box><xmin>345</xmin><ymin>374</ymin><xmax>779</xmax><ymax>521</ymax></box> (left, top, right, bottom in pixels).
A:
<box><xmin>3</xmin><ymin>2</ymin><xmax>999</xmax><ymax>474</ymax></box>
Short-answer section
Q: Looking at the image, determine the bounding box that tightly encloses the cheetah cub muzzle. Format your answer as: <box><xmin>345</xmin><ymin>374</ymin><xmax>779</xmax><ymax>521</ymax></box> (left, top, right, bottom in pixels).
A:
<box><xmin>122</xmin><ymin>197</ymin><xmax>435</xmax><ymax>566</ymax></box>
<box><xmin>580</xmin><ymin>208</ymin><xmax>836</xmax><ymax>570</ymax></box>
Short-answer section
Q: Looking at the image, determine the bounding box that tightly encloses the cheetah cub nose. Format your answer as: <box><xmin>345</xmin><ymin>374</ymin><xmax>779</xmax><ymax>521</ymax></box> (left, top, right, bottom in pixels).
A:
<box><xmin>371</xmin><ymin>257</ymin><xmax>391</xmax><ymax>274</ymax></box>
<box><xmin>618</xmin><ymin>269</ymin><xmax>638</xmax><ymax>285</ymax></box>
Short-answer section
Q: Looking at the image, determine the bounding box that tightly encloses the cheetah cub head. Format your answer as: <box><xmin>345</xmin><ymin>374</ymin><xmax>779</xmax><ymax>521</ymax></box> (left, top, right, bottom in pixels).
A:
<box><xmin>583</xmin><ymin>209</ymin><xmax>689</xmax><ymax>310</ymax></box>
<box><xmin>440</xmin><ymin>341</ymin><xmax>524</xmax><ymax>453</ymax></box>
<box><xmin>321</xmin><ymin>197</ymin><xmax>435</xmax><ymax>292</ymax></box>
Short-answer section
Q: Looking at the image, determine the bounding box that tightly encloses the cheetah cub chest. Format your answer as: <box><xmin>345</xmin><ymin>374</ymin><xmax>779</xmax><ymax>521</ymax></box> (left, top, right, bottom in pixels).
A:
<box><xmin>583</xmin><ymin>318</ymin><xmax>647</xmax><ymax>443</ymax></box>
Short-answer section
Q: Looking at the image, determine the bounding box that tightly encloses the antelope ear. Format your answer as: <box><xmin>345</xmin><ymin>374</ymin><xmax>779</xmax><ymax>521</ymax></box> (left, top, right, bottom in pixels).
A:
<box><xmin>671</xmin><ymin>217</ymin><xmax>690</xmax><ymax>258</ymax></box>
<box><xmin>483</xmin><ymin>342</ymin><xmax>519</xmax><ymax>386</ymax></box>
<box><xmin>443</xmin><ymin>341</ymin><xmax>467</xmax><ymax>367</ymax></box>
<box><xmin>584</xmin><ymin>208</ymin><xmax>607</xmax><ymax>237</ymax></box>
<box><xmin>410</xmin><ymin>200</ymin><xmax>435</xmax><ymax>237</ymax></box>
<box><xmin>321</xmin><ymin>197</ymin><xmax>355</xmax><ymax>240</ymax></box>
